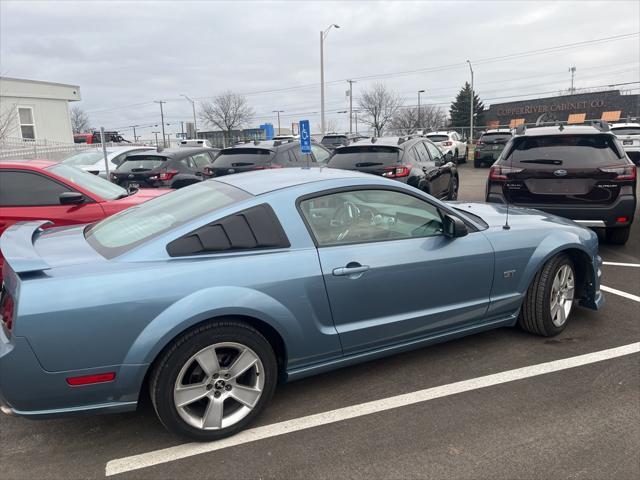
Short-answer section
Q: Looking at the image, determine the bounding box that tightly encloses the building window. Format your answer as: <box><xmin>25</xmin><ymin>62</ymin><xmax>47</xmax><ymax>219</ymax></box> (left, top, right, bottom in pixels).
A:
<box><xmin>18</xmin><ymin>107</ymin><xmax>36</xmax><ymax>140</ymax></box>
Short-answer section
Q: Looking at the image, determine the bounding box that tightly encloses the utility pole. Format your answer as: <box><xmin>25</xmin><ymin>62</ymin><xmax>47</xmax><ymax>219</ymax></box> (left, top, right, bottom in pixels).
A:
<box><xmin>569</xmin><ymin>66</ymin><xmax>576</xmax><ymax>94</ymax></box>
<box><xmin>466</xmin><ymin>60</ymin><xmax>474</xmax><ymax>144</ymax></box>
<box><xmin>181</xmin><ymin>121</ymin><xmax>185</xmax><ymax>138</ymax></box>
<box><xmin>181</xmin><ymin>94</ymin><xmax>198</xmax><ymax>139</ymax></box>
<box><xmin>132</xmin><ymin>125</ymin><xmax>138</xmax><ymax>143</ymax></box>
<box><xmin>154</xmin><ymin>100</ymin><xmax>167</xmax><ymax>147</ymax></box>
<box><xmin>417</xmin><ymin>89</ymin><xmax>425</xmax><ymax>132</ymax></box>
<box><xmin>347</xmin><ymin>80</ymin><xmax>356</xmax><ymax>133</ymax></box>
<box><xmin>273</xmin><ymin>110</ymin><xmax>284</xmax><ymax>135</ymax></box>
<box><xmin>320</xmin><ymin>24</ymin><xmax>340</xmax><ymax>135</ymax></box>
<box><xmin>152</xmin><ymin>131</ymin><xmax>160</xmax><ymax>147</ymax></box>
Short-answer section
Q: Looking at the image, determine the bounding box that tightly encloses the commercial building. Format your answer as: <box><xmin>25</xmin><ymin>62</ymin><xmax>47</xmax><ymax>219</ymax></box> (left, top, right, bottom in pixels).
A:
<box><xmin>483</xmin><ymin>89</ymin><xmax>640</xmax><ymax>128</ymax></box>
<box><xmin>0</xmin><ymin>76</ymin><xmax>81</xmax><ymax>144</ymax></box>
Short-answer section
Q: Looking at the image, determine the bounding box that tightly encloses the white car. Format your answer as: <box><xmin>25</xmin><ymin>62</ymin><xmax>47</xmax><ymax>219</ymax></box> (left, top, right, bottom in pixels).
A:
<box><xmin>62</xmin><ymin>146</ymin><xmax>155</xmax><ymax>178</ymax></box>
<box><xmin>425</xmin><ymin>131</ymin><xmax>467</xmax><ymax>163</ymax></box>
<box><xmin>610</xmin><ymin>122</ymin><xmax>640</xmax><ymax>166</ymax></box>
<box><xmin>178</xmin><ymin>139</ymin><xmax>213</xmax><ymax>148</ymax></box>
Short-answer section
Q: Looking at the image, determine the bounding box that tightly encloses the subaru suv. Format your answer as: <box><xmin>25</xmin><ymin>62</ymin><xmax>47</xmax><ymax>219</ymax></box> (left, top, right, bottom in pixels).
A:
<box><xmin>610</xmin><ymin>122</ymin><xmax>640</xmax><ymax>166</ymax></box>
<box><xmin>485</xmin><ymin>123</ymin><xmax>636</xmax><ymax>244</ymax></box>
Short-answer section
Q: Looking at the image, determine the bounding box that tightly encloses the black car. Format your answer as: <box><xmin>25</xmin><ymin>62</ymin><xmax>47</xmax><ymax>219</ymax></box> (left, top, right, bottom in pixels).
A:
<box><xmin>474</xmin><ymin>129</ymin><xmax>513</xmax><ymax>168</ymax></box>
<box><xmin>327</xmin><ymin>137</ymin><xmax>458</xmax><ymax>200</ymax></box>
<box><xmin>110</xmin><ymin>147</ymin><xmax>219</xmax><ymax>190</ymax></box>
<box><xmin>485</xmin><ymin>124</ymin><xmax>637</xmax><ymax>244</ymax></box>
<box><xmin>209</xmin><ymin>140</ymin><xmax>332</xmax><ymax>176</ymax></box>
<box><xmin>320</xmin><ymin>133</ymin><xmax>368</xmax><ymax>151</ymax></box>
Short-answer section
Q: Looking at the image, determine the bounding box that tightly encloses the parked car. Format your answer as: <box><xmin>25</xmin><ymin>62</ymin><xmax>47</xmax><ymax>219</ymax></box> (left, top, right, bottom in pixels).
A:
<box><xmin>62</xmin><ymin>146</ymin><xmax>155</xmax><ymax>178</ymax></box>
<box><xmin>0</xmin><ymin>168</ymin><xmax>603</xmax><ymax>441</ymax></box>
<box><xmin>110</xmin><ymin>147</ymin><xmax>219</xmax><ymax>190</ymax></box>
<box><xmin>610</xmin><ymin>122</ymin><xmax>640</xmax><ymax>166</ymax></box>
<box><xmin>73</xmin><ymin>131</ymin><xmax>128</xmax><ymax>144</ymax></box>
<box><xmin>209</xmin><ymin>140</ymin><xmax>331</xmax><ymax>177</ymax></box>
<box><xmin>0</xmin><ymin>160</ymin><xmax>169</xmax><ymax>279</ymax></box>
<box><xmin>425</xmin><ymin>131</ymin><xmax>467</xmax><ymax>163</ymax></box>
<box><xmin>320</xmin><ymin>133</ymin><xmax>367</xmax><ymax>151</ymax></box>
<box><xmin>485</xmin><ymin>124</ymin><xmax>637</xmax><ymax>244</ymax></box>
<box><xmin>327</xmin><ymin>136</ymin><xmax>458</xmax><ymax>200</ymax></box>
<box><xmin>178</xmin><ymin>139</ymin><xmax>214</xmax><ymax>149</ymax></box>
<box><xmin>474</xmin><ymin>129</ymin><xmax>513</xmax><ymax>168</ymax></box>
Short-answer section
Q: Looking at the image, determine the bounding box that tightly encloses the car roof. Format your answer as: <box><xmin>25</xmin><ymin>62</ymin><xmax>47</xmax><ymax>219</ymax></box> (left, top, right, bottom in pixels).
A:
<box><xmin>125</xmin><ymin>147</ymin><xmax>215</xmax><ymax>159</ymax></box>
<box><xmin>223</xmin><ymin>140</ymin><xmax>305</xmax><ymax>152</ymax></box>
<box><xmin>214</xmin><ymin>167</ymin><xmax>374</xmax><ymax>195</ymax></box>
<box><xmin>426</xmin><ymin>131</ymin><xmax>454</xmax><ymax>136</ymax></box>
<box><xmin>348</xmin><ymin>136</ymin><xmax>418</xmax><ymax>148</ymax></box>
<box><xmin>483</xmin><ymin>129</ymin><xmax>513</xmax><ymax>134</ymax></box>
<box><xmin>0</xmin><ymin>159</ymin><xmax>57</xmax><ymax>169</ymax></box>
<box><xmin>515</xmin><ymin>125</ymin><xmax>614</xmax><ymax>137</ymax></box>
<box><xmin>610</xmin><ymin>123</ymin><xmax>640</xmax><ymax>128</ymax></box>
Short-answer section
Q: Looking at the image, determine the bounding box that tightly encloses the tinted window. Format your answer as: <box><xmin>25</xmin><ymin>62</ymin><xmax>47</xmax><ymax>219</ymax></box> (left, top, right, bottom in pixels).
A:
<box><xmin>425</xmin><ymin>142</ymin><xmax>443</xmax><ymax>162</ymax></box>
<box><xmin>85</xmin><ymin>181</ymin><xmax>250</xmax><ymax>259</ymax></box>
<box><xmin>299</xmin><ymin>189</ymin><xmax>443</xmax><ymax>247</ymax></box>
<box><xmin>426</xmin><ymin>135</ymin><xmax>449</xmax><ymax>142</ymax></box>
<box><xmin>0</xmin><ymin>170</ymin><xmax>70</xmax><ymax>206</ymax></box>
<box><xmin>288</xmin><ymin>147</ymin><xmax>303</xmax><ymax>163</ymax></box>
<box><xmin>321</xmin><ymin>136</ymin><xmax>347</xmax><ymax>146</ymax></box>
<box><xmin>502</xmin><ymin>134</ymin><xmax>623</xmax><ymax>167</ymax></box>
<box><xmin>480</xmin><ymin>132</ymin><xmax>512</xmax><ymax>143</ymax></box>
<box><xmin>311</xmin><ymin>144</ymin><xmax>331</xmax><ymax>163</ymax></box>
<box><xmin>611</xmin><ymin>127</ymin><xmax>640</xmax><ymax>136</ymax></box>
<box><xmin>412</xmin><ymin>142</ymin><xmax>430</xmax><ymax>163</ymax></box>
<box><xmin>328</xmin><ymin>146</ymin><xmax>400</xmax><ymax>169</ymax></box>
<box><xmin>180</xmin><ymin>157</ymin><xmax>195</xmax><ymax>170</ymax></box>
<box><xmin>213</xmin><ymin>149</ymin><xmax>273</xmax><ymax>168</ymax></box>
<box><xmin>47</xmin><ymin>164</ymin><xmax>128</xmax><ymax>200</ymax></box>
<box><xmin>190</xmin><ymin>153</ymin><xmax>212</xmax><ymax>168</ymax></box>
<box><xmin>117</xmin><ymin>156</ymin><xmax>167</xmax><ymax>172</ymax></box>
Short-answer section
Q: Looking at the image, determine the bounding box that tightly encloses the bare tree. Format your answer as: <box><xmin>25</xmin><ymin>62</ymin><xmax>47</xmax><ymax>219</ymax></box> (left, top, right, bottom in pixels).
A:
<box><xmin>199</xmin><ymin>91</ymin><xmax>254</xmax><ymax>145</ymax></box>
<box><xmin>316</xmin><ymin>119</ymin><xmax>339</xmax><ymax>134</ymax></box>
<box><xmin>70</xmin><ymin>105</ymin><xmax>90</xmax><ymax>133</ymax></box>
<box><xmin>357</xmin><ymin>83</ymin><xmax>403</xmax><ymax>137</ymax></box>
<box><xmin>389</xmin><ymin>105</ymin><xmax>448</xmax><ymax>135</ymax></box>
<box><xmin>0</xmin><ymin>105</ymin><xmax>18</xmax><ymax>143</ymax></box>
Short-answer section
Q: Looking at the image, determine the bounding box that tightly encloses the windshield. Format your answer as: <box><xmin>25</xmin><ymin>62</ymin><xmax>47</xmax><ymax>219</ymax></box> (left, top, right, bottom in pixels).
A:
<box><xmin>47</xmin><ymin>164</ymin><xmax>128</xmax><ymax>200</ymax></box>
<box><xmin>63</xmin><ymin>150</ymin><xmax>114</xmax><ymax>166</ymax></box>
<box><xmin>480</xmin><ymin>133</ymin><xmax>512</xmax><ymax>143</ymax></box>
<box><xmin>213</xmin><ymin>149</ymin><xmax>273</xmax><ymax>167</ymax></box>
<box><xmin>321</xmin><ymin>136</ymin><xmax>347</xmax><ymax>146</ymax></box>
<box><xmin>85</xmin><ymin>181</ymin><xmax>251</xmax><ymax>258</ymax></box>
<box><xmin>117</xmin><ymin>156</ymin><xmax>167</xmax><ymax>172</ymax></box>
<box><xmin>426</xmin><ymin>135</ymin><xmax>449</xmax><ymax>142</ymax></box>
<box><xmin>327</xmin><ymin>146</ymin><xmax>400</xmax><ymax>169</ymax></box>
<box><xmin>502</xmin><ymin>134</ymin><xmax>623</xmax><ymax>167</ymax></box>
<box><xmin>611</xmin><ymin>127</ymin><xmax>640</xmax><ymax>136</ymax></box>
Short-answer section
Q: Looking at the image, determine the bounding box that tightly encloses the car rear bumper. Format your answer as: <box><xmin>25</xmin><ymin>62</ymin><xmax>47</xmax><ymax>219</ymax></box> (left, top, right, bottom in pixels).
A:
<box><xmin>486</xmin><ymin>192</ymin><xmax>636</xmax><ymax>228</ymax></box>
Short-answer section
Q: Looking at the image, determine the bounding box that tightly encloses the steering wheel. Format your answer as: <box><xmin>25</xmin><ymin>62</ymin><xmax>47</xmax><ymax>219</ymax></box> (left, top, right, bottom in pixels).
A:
<box><xmin>332</xmin><ymin>201</ymin><xmax>361</xmax><ymax>227</ymax></box>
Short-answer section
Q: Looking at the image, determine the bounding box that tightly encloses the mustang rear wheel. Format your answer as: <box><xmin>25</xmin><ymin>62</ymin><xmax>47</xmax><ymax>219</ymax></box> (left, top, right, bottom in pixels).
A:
<box><xmin>150</xmin><ymin>320</ymin><xmax>277</xmax><ymax>441</ymax></box>
<box><xmin>519</xmin><ymin>253</ymin><xmax>575</xmax><ymax>336</ymax></box>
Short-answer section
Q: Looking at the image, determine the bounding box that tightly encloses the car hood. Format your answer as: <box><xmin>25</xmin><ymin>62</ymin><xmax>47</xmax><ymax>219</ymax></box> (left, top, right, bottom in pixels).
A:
<box><xmin>453</xmin><ymin>202</ymin><xmax>583</xmax><ymax>229</ymax></box>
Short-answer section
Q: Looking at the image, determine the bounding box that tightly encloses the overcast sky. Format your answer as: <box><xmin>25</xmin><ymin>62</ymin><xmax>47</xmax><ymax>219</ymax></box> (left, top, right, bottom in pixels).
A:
<box><xmin>1</xmin><ymin>0</ymin><xmax>638</xmax><ymax>139</ymax></box>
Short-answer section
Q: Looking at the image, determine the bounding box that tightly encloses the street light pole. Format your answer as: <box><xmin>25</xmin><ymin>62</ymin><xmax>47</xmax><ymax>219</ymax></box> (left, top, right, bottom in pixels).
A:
<box><xmin>154</xmin><ymin>100</ymin><xmax>167</xmax><ymax>147</ymax></box>
<box><xmin>273</xmin><ymin>110</ymin><xmax>284</xmax><ymax>135</ymax></box>
<box><xmin>466</xmin><ymin>60</ymin><xmax>474</xmax><ymax>144</ymax></box>
<box><xmin>152</xmin><ymin>131</ymin><xmax>160</xmax><ymax>147</ymax></box>
<box><xmin>181</xmin><ymin>94</ymin><xmax>198</xmax><ymax>139</ymax></box>
<box><xmin>347</xmin><ymin>80</ymin><xmax>355</xmax><ymax>133</ymax></box>
<box><xmin>417</xmin><ymin>89</ymin><xmax>425</xmax><ymax>132</ymax></box>
<box><xmin>320</xmin><ymin>24</ymin><xmax>340</xmax><ymax>136</ymax></box>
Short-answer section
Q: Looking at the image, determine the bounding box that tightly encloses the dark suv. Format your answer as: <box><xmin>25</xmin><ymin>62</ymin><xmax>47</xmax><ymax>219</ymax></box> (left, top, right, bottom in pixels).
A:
<box><xmin>327</xmin><ymin>136</ymin><xmax>458</xmax><ymax>200</ymax></box>
<box><xmin>110</xmin><ymin>147</ymin><xmax>219</xmax><ymax>190</ymax></box>
<box><xmin>474</xmin><ymin>129</ymin><xmax>513</xmax><ymax>168</ymax></box>
<box><xmin>485</xmin><ymin>124</ymin><xmax>637</xmax><ymax>244</ymax></box>
<box><xmin>209</xmin><ymin>140</ymin><xmax>331</xmax><ymax>176</ymax></box>
<box><xmin>320</xmin><ymin>133</ymin><xmax>368</xmax><ymax>151</ymax></box>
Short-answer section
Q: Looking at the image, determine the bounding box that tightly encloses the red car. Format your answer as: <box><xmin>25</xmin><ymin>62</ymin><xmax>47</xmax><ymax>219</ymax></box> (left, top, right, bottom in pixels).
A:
<box><xmin>0</xmin><ymin>160</ymin><xmax>169</xmax><ymax>278</ymax></box>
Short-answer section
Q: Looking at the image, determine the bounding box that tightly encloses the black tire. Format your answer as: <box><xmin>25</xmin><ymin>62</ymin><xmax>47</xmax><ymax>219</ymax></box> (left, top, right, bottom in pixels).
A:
<box><xmin>518</xmin><ymin>253</ymin><xmax>575</xmax><ymax>337</ymax></box>
<box><xmin>447</xmin><ymin>176</ymin><xmax>458</xmax><ymax>200</ymax></box>
<box><xmin>605</xmin><ymin>226</ymin><xmax>630</xmax><ymax>245</ymax></box>
<box><xmin>149</xmin><ymin>320</ymin><xmax>278</xmax><ymax>441</ymax></box>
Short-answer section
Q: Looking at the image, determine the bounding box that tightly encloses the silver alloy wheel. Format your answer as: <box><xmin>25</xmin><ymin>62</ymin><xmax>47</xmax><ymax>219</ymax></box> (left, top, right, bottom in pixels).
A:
<box><xmin>173</xmin><ymin>342</ymin><xmax>265</xmax><ymax>430</ymax></box>
<box><xmin>550</xmin><ymin>264</ymin><xmax>575</xmax><ymax>327</ymax></box>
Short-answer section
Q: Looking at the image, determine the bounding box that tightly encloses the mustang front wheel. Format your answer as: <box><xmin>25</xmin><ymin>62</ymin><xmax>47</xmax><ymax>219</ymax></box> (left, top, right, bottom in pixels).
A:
<box><xmin>150</xmin><ymin>321</ymin><xmax>277</xmax><ymax>441</ymax></box>
<box><xmin>519</xmin><ymin>253</ymin><xmax>575</xmax><ymax>336</ymax></box>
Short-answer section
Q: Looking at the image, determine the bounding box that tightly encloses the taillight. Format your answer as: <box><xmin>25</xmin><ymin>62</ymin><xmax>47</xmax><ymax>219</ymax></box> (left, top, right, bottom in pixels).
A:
<box><xmin>66</xmin><ymin>372</ymin><xmax>116</xmax><ymax>386</ymax></box>
<box><xmin>442</xmin><ymin>141</ymin><xmax>453</xmax><ymax>146</ymax></box>
<box><xmin>150</xmin><ymin>169</ymin><xmax>179</xmax><ymax>181</ymax></box>
<box><xmin>599</xmin><ymin>165</ymin><xmax>636</xmax><ymax>181</ymax></box>
<box><xmin>0</xmin><ymin>293</ymin><xmax>14</xmax><ymax>334</ymax></box>
<box><xmin>382</xmin><ymin>165</ymin><xmax>411</xmax><ymax>178</ymax></box>
<box><xmin>489</xmin><ymin>165</ymin><xmax>523</xmax><ymax>181</ymax></box>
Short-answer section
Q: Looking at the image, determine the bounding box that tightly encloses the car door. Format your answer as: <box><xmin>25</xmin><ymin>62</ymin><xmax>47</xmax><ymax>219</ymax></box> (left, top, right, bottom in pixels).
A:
<box><xmin>424</xmin><ymin>141</ymin><xmax>450</xmax><ymax>197</ymax></box>
<box><xmin>298</xmin><ymin>188</ymin><xmax>494</xmax><ymax>355</ymax></box>
<box><xmin>0</xmin><ymin>169</ymin><xmax>105</xmax><ymax>237</ymax></box>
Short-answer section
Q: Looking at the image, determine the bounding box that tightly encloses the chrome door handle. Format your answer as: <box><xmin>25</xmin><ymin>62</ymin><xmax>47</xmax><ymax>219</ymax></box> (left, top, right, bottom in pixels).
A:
<box><xmin>332</xmin><ymin>264</ymin><xmax>370</xmax><ymax>277</ymax></box>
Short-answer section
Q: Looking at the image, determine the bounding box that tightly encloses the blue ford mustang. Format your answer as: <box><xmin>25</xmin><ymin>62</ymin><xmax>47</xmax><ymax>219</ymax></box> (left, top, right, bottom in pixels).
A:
<box><xmin>0</xmin><ymin>168</ymin><xmax>603</xmax><ymax>440</ymax></box>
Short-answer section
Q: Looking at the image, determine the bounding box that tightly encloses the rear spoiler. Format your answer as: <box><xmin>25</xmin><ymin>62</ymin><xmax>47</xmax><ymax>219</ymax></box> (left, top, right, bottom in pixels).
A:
<box><xmin>0</xmin><ymin>220</ymin><xmax>53</xmax><ymax>273</ymax></box>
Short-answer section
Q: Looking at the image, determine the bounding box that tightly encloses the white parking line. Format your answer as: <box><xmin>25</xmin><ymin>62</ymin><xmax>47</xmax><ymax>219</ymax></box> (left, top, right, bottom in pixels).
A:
<box><xmin>603</xmin><ymin>261</ymin><xmax>640</xmax><ymax>268</ymax></box>
<box><xmin>601</xmin><ymin>285</ymin><xmax>640</xmax><ymax>303</ymax></box>
<box><xmin>105</xmin><ymin>342</ymin><xmax>640</xmax><ymax>476</ymax></box>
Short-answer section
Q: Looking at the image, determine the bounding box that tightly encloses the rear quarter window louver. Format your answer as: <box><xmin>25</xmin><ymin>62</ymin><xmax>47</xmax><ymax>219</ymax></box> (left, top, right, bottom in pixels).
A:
<box><xmin>167</xmin><ymin>204</ymin><xmax>290</xmax><ymax>257</ymax></box>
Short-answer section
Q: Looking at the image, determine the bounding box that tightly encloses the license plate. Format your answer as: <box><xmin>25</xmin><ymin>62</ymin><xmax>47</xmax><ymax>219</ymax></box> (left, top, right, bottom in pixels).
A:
<box><xmin>492</xmin><ymin>145</ymin><xmax>500</xmax><ymax>150</ymax></box>
<box><xmin>623</xmin><ymin>140</ymin><xmax>633</xmax><ymax>145</ymax></box>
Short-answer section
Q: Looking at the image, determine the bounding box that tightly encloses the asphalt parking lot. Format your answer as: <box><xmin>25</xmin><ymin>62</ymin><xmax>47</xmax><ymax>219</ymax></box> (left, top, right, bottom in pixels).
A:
<box><xmin>1</xmin><ymin>163</ymin><xmax>638</xmax><ymax>480</ymax></box>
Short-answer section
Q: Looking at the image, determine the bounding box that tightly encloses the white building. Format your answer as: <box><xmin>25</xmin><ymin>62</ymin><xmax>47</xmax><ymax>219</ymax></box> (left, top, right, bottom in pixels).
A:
<box><xmin>0</xmin><ymin>76</ymin><xmax>81</xmax><ymax>144</ymax></box>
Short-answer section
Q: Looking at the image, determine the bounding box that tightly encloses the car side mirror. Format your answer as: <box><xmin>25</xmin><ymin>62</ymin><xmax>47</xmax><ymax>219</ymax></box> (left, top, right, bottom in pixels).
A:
<box><xmin>59</xmin><ymin>192</ymin><xmax>85</xmax><ymax>205</ymax></box>
<box><xmin>443</xmin><ymin>215</ymin><xmax>468</xmax><ymax>238</ymax></box>
<box><xmin>445</xmin><ymin>151</ymin><xmax>454</xmax><ymax>162</ymax></box>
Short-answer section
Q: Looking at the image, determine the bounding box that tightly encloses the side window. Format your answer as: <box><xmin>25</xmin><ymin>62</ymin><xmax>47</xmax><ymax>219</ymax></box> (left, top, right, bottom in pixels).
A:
<box><xmin>191</xmin><ymin>153</ymin><xmax>212</xmax><ymax>168</ymax></box>
<box><xmin>167</xmin><ymin>204</ymin><xmax>290</xmax><ymax>256</ymax></box>
<box><xmin>18</xmin><ymin>107</ymin><xmax>36</xmax><ymax>140</ymax></box>
<box><xmin>112</xmin><ymin>153</ymin><xmax>127</xmax><ymax>166</ymax></box>
<box><xmin>299</xmin><ymin>189</ymin><xmax>443</xmax><ymax>247</ymax></box>
<box><xmin>413</xmin><ymin>143</ymin><xmax>430</xmax><ymax>163</ymax></box>
<box><xmin>311</xmin><ymin>144</ymin><xmax>331</xmax><ymax>163</ymax></box>
<box><xmin>425</xmin><ymin>142</ymin><xmax>444</xmax><ymax>162</ymax></box>
<box><xmin>288</xmin><ymin>148</ymin><xmax>303</xmax><ymax>163</ymax></box>
<box><xmin>0</xmin><ymin>171</ymin><xmax>71</xmax><ymax>206</ymax></box>
<box><xmin>180</xmin><ymin>157</ymin><xmax>195</xmax><ymax>169</ymax></box>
